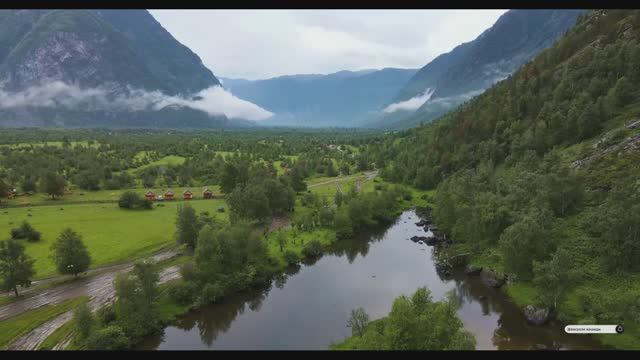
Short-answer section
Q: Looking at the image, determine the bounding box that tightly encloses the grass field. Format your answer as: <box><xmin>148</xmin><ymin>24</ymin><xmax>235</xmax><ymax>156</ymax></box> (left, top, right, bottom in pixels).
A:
<box><xmin>128</xmin><ymin>155</ymin><xmax>187</xmax><ymax>173</ymax></box>
<box><xmin>0</xmin><ymin>141</ymin><xmax>100</xmax><ymax>149</ymax></box>
<box><xmin>0</xmin><ymin>296</ymin><xmax>89</xmax><ymax>349</ymax></box>
<box><xmin>2</xmin><ymin>185</ymin><xmax>222</xmax><ymax>207</ymax></box>
<box><xmin>0</xmin><ymin>199</ymin><xmax>228</xmax><ymax>279</ymax></box>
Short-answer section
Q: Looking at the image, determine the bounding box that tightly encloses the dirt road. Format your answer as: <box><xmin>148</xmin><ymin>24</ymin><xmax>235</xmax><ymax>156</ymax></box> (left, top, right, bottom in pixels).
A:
<box><xmin>0</xmin><ymin>248</ymin><xmax>179</xmax><ymax>321</ymax></box>
<box><xmin>8</xmin><ymin>265</ymin><xmax>181</xmax><ymax>350</ymax></box>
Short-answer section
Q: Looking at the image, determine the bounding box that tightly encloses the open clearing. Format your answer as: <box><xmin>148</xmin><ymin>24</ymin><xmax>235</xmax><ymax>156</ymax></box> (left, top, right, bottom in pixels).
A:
<box><xmin>0</xmin><ymin>199</ymin><xmax>227</xmax><ymax>279</ymax></box>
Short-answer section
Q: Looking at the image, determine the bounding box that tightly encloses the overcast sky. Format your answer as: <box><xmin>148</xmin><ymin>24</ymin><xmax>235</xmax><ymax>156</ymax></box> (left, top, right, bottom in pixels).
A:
<box><xmin>149</xmin><ymin>10</ymin><xmax>507</xmax><ymax>81</ymax></box>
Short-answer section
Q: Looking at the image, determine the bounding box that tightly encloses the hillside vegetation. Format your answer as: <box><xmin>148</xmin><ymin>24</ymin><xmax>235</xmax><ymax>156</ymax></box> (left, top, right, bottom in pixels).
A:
<box><xmin>364</xmin><ymin>10</ymin><xmax>640</xmax><ymax>348</ymax></box>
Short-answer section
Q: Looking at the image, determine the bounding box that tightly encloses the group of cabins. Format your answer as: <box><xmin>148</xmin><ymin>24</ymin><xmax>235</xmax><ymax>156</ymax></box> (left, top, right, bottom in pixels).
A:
<box><xmin>145</xmin><ymin>188</ymin><xmax>214</xmax><ymax>202</ymax></box>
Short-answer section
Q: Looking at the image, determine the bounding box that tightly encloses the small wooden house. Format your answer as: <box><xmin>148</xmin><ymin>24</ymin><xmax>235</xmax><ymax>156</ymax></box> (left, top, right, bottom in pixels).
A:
<box><xmin>145</xmin><ymin>191</ymin><xmax>156</xmax><ymax>201</ymax></box>
<box><xmin>203</xmin><ymin>188</ymin><xmax>213</xmax><ymax>199</ymax></box>
<box><xmin>164</xmin><ymin>190</ymin><xmax>175</xmax><ymax>201</ymax></box>
<box><xmin>183</xmin><ymin>189</ymin><xmax>193</xmax><ymax>200</ymax></box>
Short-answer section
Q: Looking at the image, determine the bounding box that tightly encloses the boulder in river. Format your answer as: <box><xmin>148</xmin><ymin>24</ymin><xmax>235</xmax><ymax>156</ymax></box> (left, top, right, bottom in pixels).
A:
<box><xmin>424</xmin><ymin>237</ymin><xmax>439</xmax><ymax>246</ymax></box>
<box><xmin>410</xmin><ymin>235</ymin><xmax>428</xmax><ymax>243</ymax></box>
<box><xmin>523</xmin><ymin>305</ymin><xmax>550</xmax><ymax>326</ymax></box>
<box><xmin>480</xmin><ymin>268</ymin><xmax>506</xmax><ymax>288</ymax></box>
<box><xmin>464</xmin><ymin>265</ymin><xmax>483</xmax><ymax>276</ymax></box>
<box><xmin>415</xmin><ymin>218</ymin><xmax>432</xmax><ymax>227</ymax></box>
<box><xmin>435</xmin><ymin>261</ymin><xmax>452</xmax><ymax>277</ymax></box>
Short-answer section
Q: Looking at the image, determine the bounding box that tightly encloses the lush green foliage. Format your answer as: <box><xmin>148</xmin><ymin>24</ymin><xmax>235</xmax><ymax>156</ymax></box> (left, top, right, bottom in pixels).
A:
<box><xmin>0</xmin><ymin>239</ymin><xmax>35</xmax><ymax>296</ymax></box>
<box><xmin>50</xmin><ymin>228</ymin><xmax>91</xmax><ymax>277</ymax></box>
<box><xmin>333</xmin><ymin>287</ymin><xmax>476</xmax><ymax>350</ymax></box>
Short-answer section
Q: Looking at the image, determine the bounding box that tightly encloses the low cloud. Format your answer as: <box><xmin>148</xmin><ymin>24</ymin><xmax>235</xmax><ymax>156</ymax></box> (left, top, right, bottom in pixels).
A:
<box><xmin>0</xmin><ymin>81</ymin><xmax>273</xmax><ymax>122</ymax></box>
<box><xmin>383</xmin><ymin>88</ymin><xmax>434</xmax><ymax>113</ymax></box>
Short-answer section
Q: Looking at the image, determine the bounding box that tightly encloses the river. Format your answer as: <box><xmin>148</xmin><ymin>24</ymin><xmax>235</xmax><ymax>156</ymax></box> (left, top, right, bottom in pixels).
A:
<box><xmin>140</xmin><ymin>210</ymin><xmax>606</xmax><ymax>350</ymax></box>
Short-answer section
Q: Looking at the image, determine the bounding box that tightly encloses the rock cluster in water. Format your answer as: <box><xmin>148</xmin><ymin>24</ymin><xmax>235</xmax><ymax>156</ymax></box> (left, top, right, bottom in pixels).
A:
<box><xmin>523</xmin><ymin>305</ymin><xmax>550</xmax><ymax>326</ymax></box>
<box><xmin>480</xmin><ymin>268</ymin><xmax>507</xmax><ymax>288</ymax></box>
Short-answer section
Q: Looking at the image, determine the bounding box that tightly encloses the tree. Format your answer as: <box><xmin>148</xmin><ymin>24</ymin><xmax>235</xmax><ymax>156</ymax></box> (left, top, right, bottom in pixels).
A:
<box><xmin>175</xmin><ymin>204</ymin><xmax>201</xmax><ymax>250</ymax></box>
<box><xmin>333</xmin><ymin>287</ymin><xmax>475</xmax><ymax>350</ymax></box>
<box><xmin>533</xmin><ymin>248</ymin><xmax>581</xmax><ymax>310</ymax></box>
<box><xmin>74</xmin><ymin>302</ymin><xmax>95</xmax><ymax>341</ymax></box>
<box><xmin>0</xmin><ymin>239</ymin><xmax>35</xmax><ymax>296</ymax></box>
<box><xmin>21</xmin><ymin>177</ymin><xmax>37</xmax><ymax>193</ymax></box>
<box><xmin>51</xmin><ymin>228</ymin><xmax>91</xmax><ymax>277</ymax></box>
<box><xmin>499</xmin><ymin>211</ymin><xmax>553</xmax><ymax>280</ymax></box>
<box><xmin>347</xmin><ymin>307</ymin><xmax>369</xmax><ymax>337</ymax></box>
<box><xmin>75</xmin><ymin>170</ymin><xmax>101</xmax><ymax>191</ymax></box>
<box><xmin>227</xmin><ymin>184</ymin><xmax>271</xmax><ymax>222</ymax></box>
<box><xmin>287</xmin><ymin>168</ymin><xmax>307</xmax><ymax>192</ymax></box>
<box><xmin>118</xmin><ymin>191</ymin><xmax>141</xmax><ymax>209</ymax></box>
<box><xmin>41</xmin><ymin>172</ymin><xmax>65</xmax><ymax>199</ymax></box>
<box><xmin>600</xmin><ymin>183</ymin><xmax>640</xmax><ymax>272</ymax></box>
<box><xmin>113</xmin><ymin>261</ymin><xmax>161</xmax><ymax>344</ymax></box>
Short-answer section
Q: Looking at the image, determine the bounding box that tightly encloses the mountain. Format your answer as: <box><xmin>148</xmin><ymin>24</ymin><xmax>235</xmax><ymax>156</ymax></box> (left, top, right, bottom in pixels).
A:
<box><xmin>367</xmin><ymin>10</ymin><xmax>640</xmax><ymax>341</ymax></box>
<box><xmin>0</xmin><ymin>10</ymin><xmax>246</xmax><ymax>128</ymax></box>
<box><xmin>367</xmin><ymin>9</ymin><xmax>585</xmax><ymax>129</ymax></box>
<box><xmin>221</xmin><ymin>67</ymin><xmax>417</xmax><ymax>127</ymax></box>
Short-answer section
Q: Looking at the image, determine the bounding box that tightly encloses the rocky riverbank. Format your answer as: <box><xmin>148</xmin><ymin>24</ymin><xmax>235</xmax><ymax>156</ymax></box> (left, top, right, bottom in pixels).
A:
<box><xmin>412</xmin><ymin>206</ymin><xmax>552</xmax><ymax>328</ymax></box>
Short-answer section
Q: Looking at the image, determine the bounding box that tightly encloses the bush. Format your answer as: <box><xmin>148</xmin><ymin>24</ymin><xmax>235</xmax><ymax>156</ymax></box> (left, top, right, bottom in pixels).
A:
<box><xmin>167</xmin><ymin>281</ymin><xmax>198</xmax><ymax>306</ymax></box>
<box><xmin>10</xmin><ymin>221</ymin><xmax>41</xmax><ymax>242</ymax></box>
<box><xmin>10</xmin><ymin>228</ymin><xmax>24</xmax><ymax>239</ymax></box>
<box><xmin>85</xmin><ymin>325</ymin><xmax>129</xmax><ymax>350</ymax></box>
<box><xmin>118</xmin><ymin>191</ymin><xmax>141</xmax><ymax>209</ymax></box>
<box><xmin>302</xmin><ymin>240</ymin><xmax>323</xmax><ymax>258</ymax></box>
<box><xmin>96</xmin><ymin>304</ymin><xmax>116</xmax><ymax>326</ymax></box>
<box><xmin>74</xmin><ymin>303</ymin><xmax>94</xmax><ymax>340</ymax></box>
<box><xmin>284</xmin><ymin>250</ymin><xmax>299</xmax><ymax>265</ymax></box>
<box><xmin>26</xmin><ymin>230</ymin><xmax>41</xmax><ymax>242</ymax></box>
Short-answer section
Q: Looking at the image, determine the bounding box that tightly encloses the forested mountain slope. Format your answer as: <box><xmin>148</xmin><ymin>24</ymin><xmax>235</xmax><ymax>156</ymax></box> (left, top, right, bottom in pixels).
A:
<box><xmin>364</xmin><ymin>10</ymin><xmax>640</xmax><ymax>348</ymax></box>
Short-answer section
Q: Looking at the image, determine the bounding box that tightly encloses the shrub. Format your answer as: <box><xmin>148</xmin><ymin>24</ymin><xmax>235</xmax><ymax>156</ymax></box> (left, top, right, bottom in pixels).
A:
<box><xmin>10</xmin><ymin>227</ymin><xmax>24</xmax><ymax>239</ymax></box>
<box><xmin>118</xmin><ymin>191</ymin><xmax>141</xmax><ymax>209</ymax></box>
<box><xmin>85</xmin><ymin>325</ymin><xmax>129</xmax><ymax>350</ymax></box>
<box><xmin>284</xmin><ymin>250</ymin><xmax>299</xmax><ymax>265</ymax></box>
<box><xmin>96</xmin><ymin>304</ymin><xmax>116</xmax><ymax>326</ymax></box>
<box><xmin>26</xmin><ymin>230</ymin><xmax>41</xmax><ymax>242</ymax></box>
<box><xmin>10</xmin><ymin>221</ymin><xmax>41</xmax><ymax>242</ymax></box>
<box><xmin>302</xmin><ymin>239</ymin><xmax>323</xmax><ymax>258</ymax></box>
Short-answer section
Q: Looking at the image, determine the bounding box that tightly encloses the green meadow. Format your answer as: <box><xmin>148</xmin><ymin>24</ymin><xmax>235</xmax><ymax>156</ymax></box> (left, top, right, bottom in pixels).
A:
<box><xmin>0</xmin><ymin>199</ymin><xmax>228</xmax><ymax>279</ymax></box>
<box><xmin>3</xmin><ymin>185</ymin><xmax>222</xmax><ymax>207</ymax></box>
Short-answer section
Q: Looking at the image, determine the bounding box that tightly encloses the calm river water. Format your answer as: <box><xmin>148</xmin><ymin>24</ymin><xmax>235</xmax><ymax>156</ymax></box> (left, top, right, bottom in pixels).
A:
<box><xmin>140</xmin><ymin>210</ymin><xmax>606</xmax><ymax>350</ymax></box>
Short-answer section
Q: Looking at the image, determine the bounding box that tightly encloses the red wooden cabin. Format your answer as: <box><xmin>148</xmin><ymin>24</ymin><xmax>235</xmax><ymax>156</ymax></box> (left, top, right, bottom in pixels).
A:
<box><xmin>183</xmin><ymin>189</ymin><xmax>193</xmax><ymax>200</ymax></box>
<box><xmin>145</xmin><ymin>191</ymin><xmax>156</xmax><ymax>201</ymax></box>
<box><xmin>203</xmin><ymin>188</ymin><xmax>213</xmax><ymax>199</ymax></box>
<box><xmin>164</xmin><ymin>190</ymin><xmax>175</xmax><ymax>201</ymax></box>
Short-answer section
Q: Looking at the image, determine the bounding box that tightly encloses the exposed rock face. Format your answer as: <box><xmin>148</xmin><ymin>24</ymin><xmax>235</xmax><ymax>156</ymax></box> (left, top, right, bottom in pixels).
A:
<box><xmin>480</xmin><ymin>268</ymin><xmax>506</xmax><ymax>288</ymax></box>
<box><xmin>523</xmin><ymin>305</ymin><xmax>550</xmax><ymax>325</ymax></box>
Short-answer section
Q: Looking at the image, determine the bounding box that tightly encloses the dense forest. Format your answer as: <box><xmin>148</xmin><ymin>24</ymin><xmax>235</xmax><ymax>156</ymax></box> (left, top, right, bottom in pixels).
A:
<box><xmin>361</xmin><ymin>9</ymin><xmax>640</xmax><ymax>347</ymax></box>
